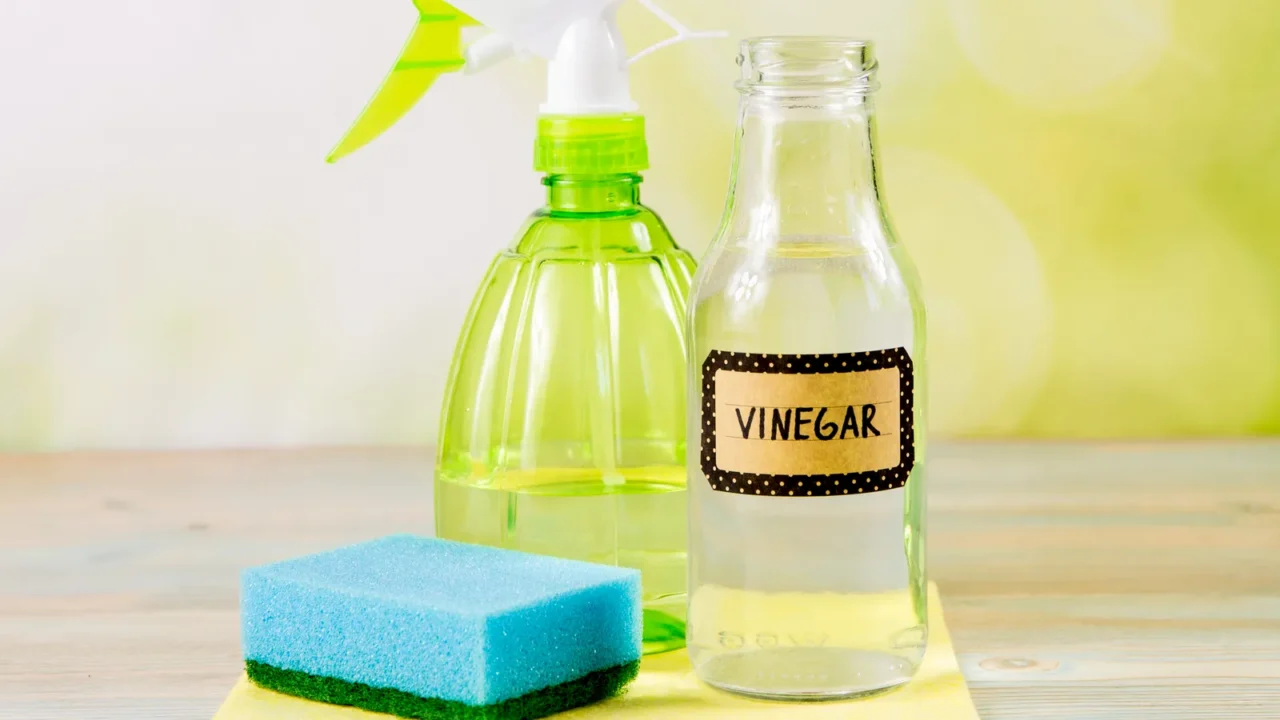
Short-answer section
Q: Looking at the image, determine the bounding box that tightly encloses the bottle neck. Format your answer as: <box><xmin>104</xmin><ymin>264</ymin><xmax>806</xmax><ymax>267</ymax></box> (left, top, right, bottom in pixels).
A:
<box><xmin>544</xmin><ymin>174</ymin><xmax>642</xmax><ymax>216</ymax></box>
<box><xmin>721</xmin><ymin>94</ymin><xmax>883</xmax><ymax>244</ymax></box>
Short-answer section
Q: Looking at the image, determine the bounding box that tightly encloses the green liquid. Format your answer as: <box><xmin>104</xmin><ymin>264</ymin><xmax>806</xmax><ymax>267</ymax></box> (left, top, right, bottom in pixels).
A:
<box><xmin>436</xmin><ymin>467</ymin><xmax>688</xmax><ymax>654</ymax></box>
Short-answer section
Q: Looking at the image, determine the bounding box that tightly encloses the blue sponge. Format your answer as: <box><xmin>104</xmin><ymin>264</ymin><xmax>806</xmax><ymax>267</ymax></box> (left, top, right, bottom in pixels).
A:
<box><xmin>241</xmin><ymin>535</ymin><xmax>641</xmax><ymax>717</ymax></box>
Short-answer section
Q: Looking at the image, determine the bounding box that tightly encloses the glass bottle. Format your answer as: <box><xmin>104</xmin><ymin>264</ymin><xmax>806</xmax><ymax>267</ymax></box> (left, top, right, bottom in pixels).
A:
<box><xmin>687</xmin><ymin>38</ymin><xmax>928</xmax><ymax>698</ymax></box>
<box><xmin>435</xmin><ymin>135</ymin><xmax>695</xmax><ymax>655</ymax></box>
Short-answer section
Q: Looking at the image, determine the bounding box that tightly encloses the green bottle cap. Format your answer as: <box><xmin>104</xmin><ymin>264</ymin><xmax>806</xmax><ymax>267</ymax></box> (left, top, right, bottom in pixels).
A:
<box><xmin>534</xmin><ymin>114</ymin><xmax>649</xmax><ymax>175</ymax></box>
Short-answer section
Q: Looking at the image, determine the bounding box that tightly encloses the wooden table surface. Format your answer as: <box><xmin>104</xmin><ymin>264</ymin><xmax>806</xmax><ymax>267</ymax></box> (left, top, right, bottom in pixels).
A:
<box><xmin>2</xmin><ymin>443</ymin><xmax>1278</xmax><ymax>719</ymax></box>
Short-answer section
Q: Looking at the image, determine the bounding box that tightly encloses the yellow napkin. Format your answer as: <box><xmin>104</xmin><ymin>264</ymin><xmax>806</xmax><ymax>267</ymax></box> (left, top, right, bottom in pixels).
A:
<box><xmin>214</xmin><ymin>583</ymin><xmax>977</xmax><ymax>719</ymax></box>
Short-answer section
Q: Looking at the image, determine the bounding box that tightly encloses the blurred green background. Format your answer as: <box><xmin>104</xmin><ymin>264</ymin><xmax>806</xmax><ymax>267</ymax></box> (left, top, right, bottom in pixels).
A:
<box><xmin>631</xmin><ymin>0</ymin><xmax>1280</xmax><ymax>438</ymax></box>
<box><xmin>0</xmin><ymin>0</ymin><xmax>1276</xmax><ymax>449</ymax></box>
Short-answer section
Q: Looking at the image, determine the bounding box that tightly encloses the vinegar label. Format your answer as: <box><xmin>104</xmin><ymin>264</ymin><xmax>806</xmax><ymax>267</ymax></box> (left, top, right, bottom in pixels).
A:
<box><xmin>700</xmin><ymin>349</ymin><xmax>916</xmax><ymax>496</ymax></box>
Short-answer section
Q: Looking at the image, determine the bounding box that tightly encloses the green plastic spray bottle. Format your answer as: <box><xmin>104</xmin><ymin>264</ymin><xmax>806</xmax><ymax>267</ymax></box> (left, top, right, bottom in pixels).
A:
<box><xmin>330</xmin><ymin>0</ymin><xmax>723</xmax><ymax>654</ymax></box>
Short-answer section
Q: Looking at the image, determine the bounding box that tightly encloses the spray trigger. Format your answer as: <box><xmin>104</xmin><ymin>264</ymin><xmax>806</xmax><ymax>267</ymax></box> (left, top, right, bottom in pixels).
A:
<box><xmin>328</xmin><ymin>0</ymin><xmax>726</xmax><ymax>161</ymax></box>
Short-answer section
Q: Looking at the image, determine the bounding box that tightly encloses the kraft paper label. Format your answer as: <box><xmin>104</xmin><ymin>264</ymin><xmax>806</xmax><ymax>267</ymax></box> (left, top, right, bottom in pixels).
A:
<box><xmin>700</xmin><ymin>349</ymin><xmax>916</xmax><ymax>496</ymax></box>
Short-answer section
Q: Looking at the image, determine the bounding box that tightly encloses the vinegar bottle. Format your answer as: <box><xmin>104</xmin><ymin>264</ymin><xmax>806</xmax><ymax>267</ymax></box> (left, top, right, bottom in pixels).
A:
<box><xmin>687</xmin><ymin>37</ymin><xmax>928</xmax><ymax>699</ymax></box>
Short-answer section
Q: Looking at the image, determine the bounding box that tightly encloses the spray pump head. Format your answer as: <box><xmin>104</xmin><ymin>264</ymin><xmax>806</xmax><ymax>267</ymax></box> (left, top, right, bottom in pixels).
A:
<box><xmin>327</xmin><ymin>0</ymin><xmax>724</xmax><ymax>171</ymax></box>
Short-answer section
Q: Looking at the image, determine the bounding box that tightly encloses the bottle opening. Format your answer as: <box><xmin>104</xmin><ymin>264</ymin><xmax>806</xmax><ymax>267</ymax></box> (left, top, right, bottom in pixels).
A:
<box><xmin>738</xmin><ymin>37</ymin><xmax>878</xmax><ymax>95</ymax></box>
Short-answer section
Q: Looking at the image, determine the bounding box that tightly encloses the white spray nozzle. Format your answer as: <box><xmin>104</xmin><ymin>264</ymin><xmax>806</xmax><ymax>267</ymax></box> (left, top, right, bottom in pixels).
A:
<box><xmin>463</xmin><ymin>32</ymin><xmax>517</xmax><ymax>74</ymax></box>
<box><xmin>329</xmin><ymin>0</ymin><xmax>722</xmax><ymax>160</ymax></box>
<box><xmin>455</xmin><ymin>0</ymin><xmax>725</xmax><ymax>115</ymax></box>
<box><xmin>542</xmin><ymin>6</ymin><xmax>634</xmax><ymax>114</ymax></box>
<box><xmin>544</xmin><ymin>0</ymin><xmax>726</xmax><ymax>114</ymax></box>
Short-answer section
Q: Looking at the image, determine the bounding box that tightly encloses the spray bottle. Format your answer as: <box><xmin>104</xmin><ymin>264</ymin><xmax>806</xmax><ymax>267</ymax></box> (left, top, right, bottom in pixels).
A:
<box><xmin>330</xmin><ymin>0</ymin><xmax>723</xmax><ymax>654</ymax></box>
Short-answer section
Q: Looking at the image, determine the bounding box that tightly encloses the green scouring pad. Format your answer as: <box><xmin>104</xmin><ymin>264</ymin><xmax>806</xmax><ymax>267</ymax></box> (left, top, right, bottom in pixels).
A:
<box><xmin>241</xmin><ymin>535</ymin><xmax>642</xmax><ymax>719</ymax></box>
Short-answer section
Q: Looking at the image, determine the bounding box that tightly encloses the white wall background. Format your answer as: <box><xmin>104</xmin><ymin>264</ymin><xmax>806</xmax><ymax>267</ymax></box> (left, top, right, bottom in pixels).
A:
<box><xmin>1</xmin><ymin>0</ymin><xmax>1081</xmax><ymax>449</ymax></box>
<box><xmin>0</xmin><ymin>0</ymin><xmax>744</xmax><ymax>449</ymax></box>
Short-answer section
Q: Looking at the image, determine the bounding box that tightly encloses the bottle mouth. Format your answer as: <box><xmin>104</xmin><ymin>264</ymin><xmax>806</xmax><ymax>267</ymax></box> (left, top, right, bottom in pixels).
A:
<box><xmin>737</xmin><ymin>37</ymin><xmax>878</xmax><ymax>95</ymax></box>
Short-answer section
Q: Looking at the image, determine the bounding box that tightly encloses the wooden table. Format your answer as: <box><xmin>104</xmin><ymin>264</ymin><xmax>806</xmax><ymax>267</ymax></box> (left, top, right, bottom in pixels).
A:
<box><xmin>2</xmin><ymin>443</ymin><xmax>1278</xmax><ymax>718</ymax></box>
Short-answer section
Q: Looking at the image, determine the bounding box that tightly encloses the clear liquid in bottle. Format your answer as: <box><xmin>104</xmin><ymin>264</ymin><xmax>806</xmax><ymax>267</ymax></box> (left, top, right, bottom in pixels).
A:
<box><xmin>687</xmin><ymin>39</ymin><xmax>928</xmax><ymax>699</ymax></box>
<box><xmin>436</xmin><ymin>171</ymin><xmax>695</xmax><ymax>655</ymax></box>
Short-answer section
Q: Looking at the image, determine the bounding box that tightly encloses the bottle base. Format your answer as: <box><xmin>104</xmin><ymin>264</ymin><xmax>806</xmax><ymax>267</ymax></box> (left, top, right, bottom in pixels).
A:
<box><xmin>694</xmin><ymin>647</ymin><xmax>919</xmax><ymax>701</ymax></box>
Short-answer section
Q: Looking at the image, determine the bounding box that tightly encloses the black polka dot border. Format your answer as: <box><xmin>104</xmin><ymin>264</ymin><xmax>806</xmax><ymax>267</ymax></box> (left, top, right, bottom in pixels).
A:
<box><xmin>699</xmin><ymin>348</ymin><xmax>916</xmax><ymax>497</ymax></box>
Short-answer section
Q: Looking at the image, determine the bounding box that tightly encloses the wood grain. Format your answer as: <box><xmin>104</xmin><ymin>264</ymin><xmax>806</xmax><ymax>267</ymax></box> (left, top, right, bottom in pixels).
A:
<box><xmin>1</xmin><ymin>443</ymin><xmax>1278</xmax><ymax>718</ymax></box>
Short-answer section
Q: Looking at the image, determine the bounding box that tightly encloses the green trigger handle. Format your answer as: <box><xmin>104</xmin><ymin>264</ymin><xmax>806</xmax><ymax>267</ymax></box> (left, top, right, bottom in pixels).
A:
<box><xmin>327</xmin><ymin>0</ymin><xmax>477</xmax><ymax>163</ymax></box>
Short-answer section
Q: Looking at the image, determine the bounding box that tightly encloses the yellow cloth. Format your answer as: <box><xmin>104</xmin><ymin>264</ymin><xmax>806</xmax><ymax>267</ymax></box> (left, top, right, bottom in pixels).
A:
<box><xmin>214</xmin><ymin>584</ymin><xmax>977</xmax><ymax>719</ymax></box>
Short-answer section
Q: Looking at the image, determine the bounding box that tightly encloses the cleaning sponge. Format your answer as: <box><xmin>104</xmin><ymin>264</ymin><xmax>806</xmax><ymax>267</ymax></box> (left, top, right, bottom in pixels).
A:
<box><xmin>241</xmin><ymin>535</ymin><xmax>641</xmax><ymax>719</ymax></box>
